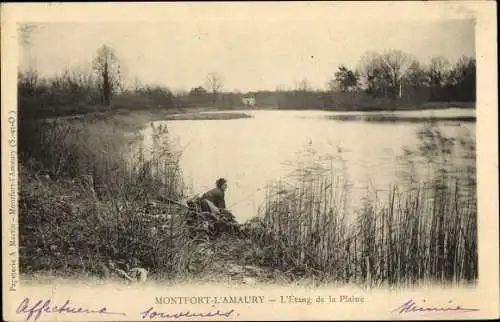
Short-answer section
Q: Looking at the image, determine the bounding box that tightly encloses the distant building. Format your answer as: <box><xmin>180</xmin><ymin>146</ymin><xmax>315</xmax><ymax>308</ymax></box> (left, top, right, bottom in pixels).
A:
<box><xmin>242</xmin><ymin>96</ymin><xmax>256</xmax><ymax>107</ymax></box>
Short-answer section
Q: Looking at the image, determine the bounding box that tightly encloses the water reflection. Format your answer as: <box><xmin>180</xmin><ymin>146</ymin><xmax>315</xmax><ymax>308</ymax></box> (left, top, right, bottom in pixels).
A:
<box><xmin>136</xmin><ymin>109</ymin><xmax>476</xmax><ymax>222</ymax></box>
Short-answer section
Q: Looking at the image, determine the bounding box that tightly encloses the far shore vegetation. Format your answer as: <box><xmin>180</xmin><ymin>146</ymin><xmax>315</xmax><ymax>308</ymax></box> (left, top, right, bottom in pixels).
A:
<box><xmin>18</xmin><ymin>25</ymin><xmax>476</xmax><ymax>286</ymax></box>
<box><xmin>19</xmin><ymin>25</ymin><xmax>475</xmax><ymax>121</ymax></box>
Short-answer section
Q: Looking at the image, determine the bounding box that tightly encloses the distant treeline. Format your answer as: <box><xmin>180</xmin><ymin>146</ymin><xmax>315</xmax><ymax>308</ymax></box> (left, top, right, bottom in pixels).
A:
<box><xmin>18</xmin><ymin>45</ymin><xmax>475</xmax><ymax>119</ymax></box>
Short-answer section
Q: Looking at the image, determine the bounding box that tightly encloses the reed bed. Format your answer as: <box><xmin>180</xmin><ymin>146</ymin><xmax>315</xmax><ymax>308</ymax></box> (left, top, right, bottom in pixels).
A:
<box><xmin>258</xmin><ymin>174</ymin><xmax>477</xmax><ymax>286</ymax></box>
<box><xmin>257</xmin><ymin>123</ymin><xmax>477</xmax><ymax>286</ymax></box>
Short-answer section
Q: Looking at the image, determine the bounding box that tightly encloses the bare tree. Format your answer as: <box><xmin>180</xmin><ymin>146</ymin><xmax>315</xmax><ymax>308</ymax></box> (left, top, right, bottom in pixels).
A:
<box><xmin>275</xmin><ymin>84</ymin><xmax>287</xmax><ymax>92</ymax></box>
<box><xmin>69</xmin><ymin>65</ymin><xmax>97</xmax><ymax>89</ymax></box>
<box><xmin>18</xmin><ymin>67</ymin><xmax>39</xmax><ymax>97</ymax></box>
<box><xmin>295</xmin><ymin>78</ymin><xmax>312</xmax><ymax>92</ymax></box>
<box><xmin>404</xmin><ymin>59</ymin><xmax>428</xmax><ymax>87</ymax></box>
<box><xmin>132</xmin><ymin>75</ymin><xmax>142</xmax><ymax>93</ymax></box>
<box><xmin>92</xmin><ymin>44</ymin><xmax>122</xmax><ymax>106</ymax></box>
<box><xmin>358</xmin><ymin>51</ymin><xmax>388</xmax><ymax>96</ymax></box>
<box><xmin>205</xmin><ymin>72</ymin><xmax>224</xmax><ymax>104</ymax></box>
<box><xmin>358</xmin><ymin>50</ymin><xmax>411</xmax><ymax>98</ymax></box>
<box><xmin>379</xmin><ymin>50</ymin><xmax>411</xmax><ymax>98</ymax></box>
<box><xmin>428</xmin><ymin>56</ymin><xmax>451</xmax><ymax>87</ymax></box>
<box><xmin>427</xmin><ymin>56</ymin><xmax>451</xmax><ymax>100</ymax></box>
<box><xmin>446</xmin><ymin>56</ymin><xmax>476</xmax><ymax>101</ymax></box>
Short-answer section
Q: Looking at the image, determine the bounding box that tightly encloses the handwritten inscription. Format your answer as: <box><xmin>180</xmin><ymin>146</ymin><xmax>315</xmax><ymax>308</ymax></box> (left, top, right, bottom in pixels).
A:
<box><xmin>11</xmin><ymin>294</ymin><xmax>484</xmax><ymax>320</ymax></box>
<box><xmin>393</xmin><ymin>299</ymin><xmax>480</xmax><ymax>314</ymax></box>
<box><xmin>16</xmin><ymin>298</ymin><xmax>127</xmax><ymax>321</ymax></box>
<box><xmin>140</xmin><ymin>306</ymin><xmax>237</xmax><ymax>319</ymax></box>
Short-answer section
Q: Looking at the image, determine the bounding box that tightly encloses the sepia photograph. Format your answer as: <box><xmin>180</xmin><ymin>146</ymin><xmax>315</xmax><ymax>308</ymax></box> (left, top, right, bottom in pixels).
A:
<box><xmin>2</xmin><ymin>2</ymin><xmax>498</xmax><ymax>321</ymax></box>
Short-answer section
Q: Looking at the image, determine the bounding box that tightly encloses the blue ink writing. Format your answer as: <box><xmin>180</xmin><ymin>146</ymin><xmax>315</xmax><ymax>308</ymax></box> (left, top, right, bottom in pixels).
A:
<box><xmin>16</xmin><ymin>298</ymin><xmax>127</xmax><ymax>321</ymax></box>
<box><xmin>393</xmin><ymin>299</ymin><xmax>480</xmax><ymax>314</ymax></box>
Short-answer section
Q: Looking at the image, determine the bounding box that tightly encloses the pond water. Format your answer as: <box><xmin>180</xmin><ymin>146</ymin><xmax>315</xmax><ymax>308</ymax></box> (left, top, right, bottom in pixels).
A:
<box><xmin>138</xmin><ymin>108</ymin><xmax>476</xmax><ymax>222</ymax></box>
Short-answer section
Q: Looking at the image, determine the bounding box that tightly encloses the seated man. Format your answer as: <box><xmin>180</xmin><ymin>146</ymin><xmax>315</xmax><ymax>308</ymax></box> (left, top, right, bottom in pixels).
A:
<box><xmin>200</xmin><ymin>178</ymin><xmax>228</xmax><ymax>215</ymax></box>
<box><xmin>199</xmin><ymin>178</ymin><xmax>243</xmax><ymax>237</ymax></box>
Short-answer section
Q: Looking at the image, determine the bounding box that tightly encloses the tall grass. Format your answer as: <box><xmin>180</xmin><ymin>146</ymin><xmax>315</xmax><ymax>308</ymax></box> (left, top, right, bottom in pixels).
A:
<box><xmin>18</xmin><ymin>116</ymin><xmax>195</xmax><ymax>278</ymax></box>
<box><xmin>254</xmin><ymin>123</ymin><xmax>477</xmax><ymax>286</ymax></box>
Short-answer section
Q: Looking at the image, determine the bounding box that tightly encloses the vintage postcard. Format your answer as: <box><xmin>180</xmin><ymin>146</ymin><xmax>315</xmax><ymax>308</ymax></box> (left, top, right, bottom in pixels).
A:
<box><xmin>2</xmin><ymin>2</ymin><xmax>499</xmax><ymax>321</ymax></box>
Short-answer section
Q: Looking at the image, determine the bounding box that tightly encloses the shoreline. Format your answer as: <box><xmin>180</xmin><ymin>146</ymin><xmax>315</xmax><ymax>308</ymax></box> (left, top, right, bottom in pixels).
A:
<box><xmin>36</xmin><ymin>103</ymin><xmax>476</xmax><ymax>133</ymax></box>
<box><xmin>38</xmin><ymin>100</ymin><xmax>475</xmax><ymax>119</ymax></box>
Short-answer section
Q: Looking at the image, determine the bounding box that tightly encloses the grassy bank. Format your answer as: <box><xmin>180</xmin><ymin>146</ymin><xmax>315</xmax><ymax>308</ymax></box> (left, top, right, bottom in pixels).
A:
<box><xmin>19</xmin><ymin>114</ymin><xmax>187</xmax><ymax>277</ymax></box>
<box><xmin>19</xmin><ymin>110</ymin><xmax>477</xmax><ymax>286</ymax></box>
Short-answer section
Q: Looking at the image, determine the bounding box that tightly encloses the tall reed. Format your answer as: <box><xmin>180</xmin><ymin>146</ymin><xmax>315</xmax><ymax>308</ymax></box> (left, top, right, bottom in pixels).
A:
<box><xmin>257</xmin><ymin>123</ymin><xmax>477</xmax><ymax>286</ymax></box>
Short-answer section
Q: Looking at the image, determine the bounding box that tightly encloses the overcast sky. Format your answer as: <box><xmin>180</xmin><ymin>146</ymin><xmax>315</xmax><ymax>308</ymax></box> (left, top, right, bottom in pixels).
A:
<box><xmin>19</xmin><ymin>4</ymin><xmax>475</xmax><ymax>92</ymax></box>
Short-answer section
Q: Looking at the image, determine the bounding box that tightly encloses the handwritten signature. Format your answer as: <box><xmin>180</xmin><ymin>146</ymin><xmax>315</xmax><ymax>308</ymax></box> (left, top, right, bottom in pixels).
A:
<box><xmin>140</xmin><ymin>306</ymin><xmax>237</xmax><ymax>319</ymax></box>
<box><xmin>393</xmin><ymin>299</ymin><xmax>480</xmax><ymax>314</ymax></box>
<box><xmin>16</xmin><ymin>298</ymin><xmax>127</xmax><ymax>321</ymax></box>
